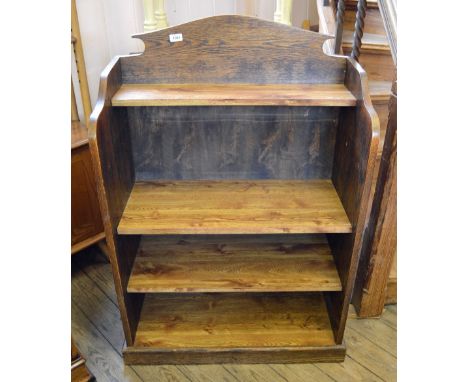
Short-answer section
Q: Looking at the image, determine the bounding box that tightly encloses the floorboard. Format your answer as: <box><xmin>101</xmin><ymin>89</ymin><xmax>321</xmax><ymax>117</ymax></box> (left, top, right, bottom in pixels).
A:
<box><xmin>316</xmin><ymin>356</ymin><xmax>385</xmax><ymax>381</ymax></box>
<box><xmin>72</xmin><ymin>301</ymin><xmax>142</xmax><ymax>382</ymax></box>
<box><xmin>223</xmin><ymin>364</ymin><xmax>287</xmax><ymax>382</ymax></box>
<box><xmin>72</xmin><ymin>246</ymin><xmax>397</xmax><ymax>382</ymax></box>
<box><xmin>343</xmin><ymin>327</ymin><xmax>396</xmax><ymax>380</ymax></box>
<box><xmin>131</xmin><ymin>365</ymin><xmax>191</xmax><ymax>382</ymax></box>
<box><xmin>72</xmin><ymin>266</ymin><xmax>124</xmax><ymax>355</ymax></box>
<box><xmin>380</xmin><ymin>305</ymin><xmax>397</xmax><ymax>330</ymax></box>
<box><xmin>177</xmin><ymin>365</ymin><xmax>239</xmax><ymax>382</ymax></box>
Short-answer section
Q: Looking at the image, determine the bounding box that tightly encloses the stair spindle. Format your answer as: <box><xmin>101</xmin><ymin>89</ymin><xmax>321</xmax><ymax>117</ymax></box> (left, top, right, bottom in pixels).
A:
<box><xmin>351</xmin><ymin>0</ymin><xmax>367</xmax><ymax>61</ymax></box>
<box><xmin>334</xmin><ymin>0</ymin><xmax>346</xmax><ymax>54</ymax></box>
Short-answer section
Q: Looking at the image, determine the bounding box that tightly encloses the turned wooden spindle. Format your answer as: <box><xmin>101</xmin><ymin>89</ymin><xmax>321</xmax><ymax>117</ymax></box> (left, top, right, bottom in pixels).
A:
<box><xmin>350</xmin><ymin>0</ymin><xmax>367</xmax><ymax>61</ymax></box>
<box><xmin>334</xmin><ymin>0</ymin><xmax>346</xmax><ymax>54</ymax></box>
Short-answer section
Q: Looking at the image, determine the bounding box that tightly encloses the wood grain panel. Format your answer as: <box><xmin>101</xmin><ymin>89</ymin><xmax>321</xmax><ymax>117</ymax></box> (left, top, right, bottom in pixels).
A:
<box><xmin>127</xmin><ymin>235</ymin><xmax>342</xmax><ymax>293</ymax></box>
<box><xmin>128</xmin><ymin>106</ymin><xmax>339</xmax><ymax>181</ymax></box>
<box><xmin>123</xmin><ymin>292</ymin><xmax>344</xmax><ymax>364</ymax></box>
<box><xmin>134</xmin><ymin>293</ymin><xmax>335</xmax><ymax>348</ymax></box>
<box><xmin>121</xmin><ymin>16</ymin><xmax>346</xmax><ymax>85</ymax></box>
<box><xmin>88</xmin><ymin>57</ymin><xmax>143</xmax><ymax>345</ymax></box>
<box><xmin>112</xmin><ymin>84</ymin><xmax>357</xmax><ymax>107</ymax></box>
<box><xmin>353</xmin><ymin>79</ymin><xmax>397</xmax><ymax>317</ymax></box>
<box><xmin>325</xmin><ymin>58</ymin><xmax>380</xmax><ymax>343</ymax></box>
<box><xmin>118</xmin><ymin>180</ymin><xmax>351</xmax><ymax>235</ymax></box>
<box><xmin>124</xmin><ymin>344</ymin><xmax>345</xmax><ymax>365</ymax></box>
<box><xmin>71</xmin><ymin>145</ymin><xmax>104</xmax><ymax>248</ymax></box>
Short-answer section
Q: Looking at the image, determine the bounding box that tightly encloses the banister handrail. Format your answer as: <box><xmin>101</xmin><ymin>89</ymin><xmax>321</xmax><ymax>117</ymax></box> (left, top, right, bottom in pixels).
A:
<box><xmin>377</xmin><ymin>0</ymin><xmax>397</xmax><ymax>63</ymax></box>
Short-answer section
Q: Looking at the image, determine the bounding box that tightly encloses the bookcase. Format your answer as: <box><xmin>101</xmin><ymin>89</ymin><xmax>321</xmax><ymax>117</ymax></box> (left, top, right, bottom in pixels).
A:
<box><xmin>89</xmin><ymin>15</ymin><xmax>379</xmax><ymax>364</ymax></box>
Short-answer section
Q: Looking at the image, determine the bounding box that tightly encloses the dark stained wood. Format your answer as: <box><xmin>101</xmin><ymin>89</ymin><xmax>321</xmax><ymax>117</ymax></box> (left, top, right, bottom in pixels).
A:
<box><xmin>351</xmin><ymin>0</ymin><xmax>397</xmax><ymax>316</ymax></box>
<box><xmin>124</xmin><ymin>345</ymin><xmax>346</xmax><ymax>365</ymax></box>
<box><xmin>88</xmin><ymin>57</ymin><xmax>143</xmax><ymax>345</ymax></box>
<box><xmin>326</xmin><ymin>58</ymin><xmax>379</xmax><ymax>343</ymax></box>
<box><xmin>112</xmin><ymin>83</ymin><xmax>357</xmax><ymax>107</ymax></box>
<box><xmin>71</xmin><ymin>144</ymin><xmax>104</xmax><ymax>250</ymax></box>
<box><xmin>334</xmin><ymin>0</ymin><xmax>346</xmax><ymax>54</ymax></box>
<box><xmin>127</xmin><ymin>106</ymin><xmax>340</xmax><ymax>181</ymax></box>
<box><xmin>350</xmin><ymin>0</ymin><xmax>367</xmax><ymax>62</ymax></box>
<box><xmin>90</xmin><ymin>15</ymin><xmax>381</xmax><ymax>363</ymax></box>
<box><xmin>353</xmin><ymin>79</ymin><xmax>396</xmax><ymax>317</ymax></box>
<box><xmin>121</xmin><ymin>16</ymin><xmax>347</xmax><ymax>85</ymax></box>
<box><xmin>123</xmin><ymin>293</ymin><xmax>344</xmax><ymax>364</ymax></box>
<box><xmin>118</xmin><ymin>180</ymin><xmax>351</xmax><ymax>235</ymax></box>
<box><xmin>128</xmin><ymin>235</ymin><xmax>342</xmax><ymax>293</ymax></box>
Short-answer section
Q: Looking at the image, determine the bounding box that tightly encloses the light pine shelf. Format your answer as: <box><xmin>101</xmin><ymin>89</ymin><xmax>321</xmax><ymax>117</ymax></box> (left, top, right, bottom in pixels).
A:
<box><xmin>127</xmin><ymin>235</ymin><xmax>342</xmax><ymax>293</ymax></box>
<box><xmin>118</xmin><ymin>180</ymin><xmax>352</xmax><ymax>235</ymax></box>
<box><xmin>124</xmin><ymin>292</ymin><xmax>341</xmax><ymax>364</ymax></box>
<box><xmin>111</xmin><ymin>83</ymin><xmax>357</xmax><ymax>107</ymax></box>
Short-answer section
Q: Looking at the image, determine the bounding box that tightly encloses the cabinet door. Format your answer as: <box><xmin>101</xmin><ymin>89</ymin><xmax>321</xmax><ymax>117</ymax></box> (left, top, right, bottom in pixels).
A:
<box><xmin>71</xmin><ymin>144</ymin><xmax>104</xmax><ymax>248</ymax></box>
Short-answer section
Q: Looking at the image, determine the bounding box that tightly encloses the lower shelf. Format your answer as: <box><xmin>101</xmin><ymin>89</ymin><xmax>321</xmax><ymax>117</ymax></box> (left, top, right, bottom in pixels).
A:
<box><xmin>123</xmin><ymin>292</ymin><xmax>344</xmax><ymax>364</ymax></box>
<box><xmin>127</xmin><ymin>235</ymin><xmax>342</xmax><ymax>293</ymax></box>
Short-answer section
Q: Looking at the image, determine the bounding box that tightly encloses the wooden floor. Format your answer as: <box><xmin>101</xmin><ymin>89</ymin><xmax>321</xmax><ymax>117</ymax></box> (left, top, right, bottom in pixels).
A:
<box><xmin>72</xmin><ymin>247</ymin><xmax>396</xmax><ymax>382</ymax></box>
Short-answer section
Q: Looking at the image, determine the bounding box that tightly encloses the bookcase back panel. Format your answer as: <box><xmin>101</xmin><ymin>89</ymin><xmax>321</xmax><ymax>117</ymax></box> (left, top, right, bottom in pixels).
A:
<box><xmin>127</xmin><ymin>106</ymin><xmax>340</xmax><ymax>181</ymax></box>
<box><xmin>121</xmin><ymin>15</ymin><xmax>346</xmax><ymax>85</ymax></box>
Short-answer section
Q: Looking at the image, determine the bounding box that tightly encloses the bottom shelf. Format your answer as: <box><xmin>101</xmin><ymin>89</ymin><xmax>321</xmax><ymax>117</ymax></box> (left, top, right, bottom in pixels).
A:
<box><xmin>124</xmin><ymin>292</ymin><xmax>344</xmax><ymax>364</ymax></box>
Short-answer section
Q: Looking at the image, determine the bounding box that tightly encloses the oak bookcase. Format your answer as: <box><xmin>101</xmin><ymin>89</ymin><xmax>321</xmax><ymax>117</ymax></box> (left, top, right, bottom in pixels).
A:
<box><xmin>89</xmin><ymin>16</ymin><xmax>379</xmax><ymax>365</ymax></box>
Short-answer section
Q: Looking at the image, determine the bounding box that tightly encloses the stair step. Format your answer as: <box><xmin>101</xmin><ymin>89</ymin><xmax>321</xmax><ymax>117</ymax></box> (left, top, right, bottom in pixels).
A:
<box><xmin>369</xmin><ymin>81</ymin><xmax>392</xmax><ymax>103</ymax></box>
<box><xmin>345</xmin><ymin>0</ymin><xmax>379</xmax><ymax>10</ymax></box>
<box><xmin>342</xmin><ymin>31</ymin><xmax>390</xmax><ymax>53</ymax></box>
<box><xmin>344</xmin><ymin>8</ymin><xmax>388</xmax><ymax>39</ymax></box>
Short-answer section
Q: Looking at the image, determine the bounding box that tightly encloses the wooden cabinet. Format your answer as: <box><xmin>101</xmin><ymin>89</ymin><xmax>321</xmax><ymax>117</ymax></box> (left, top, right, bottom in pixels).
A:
<box><xmin>71</xmin><ymin>122</ymin><xmax>105</xmax><ymax>254</ymax></box>
<box><xmin>89</xmin><ymin>16</ymin><xmax>378</xmax><ymax>364</ymax></box>
<box><xmin>71</xmin><ymin>338</ymin><xmax>93</xmax><ymax>382</ymax></box>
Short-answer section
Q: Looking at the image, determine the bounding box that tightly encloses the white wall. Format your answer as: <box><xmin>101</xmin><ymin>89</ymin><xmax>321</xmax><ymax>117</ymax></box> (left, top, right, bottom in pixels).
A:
<box><xmin>72</xmin><ymin>0</ymin><xmax>318</xmax><ymax>121</ymax></box>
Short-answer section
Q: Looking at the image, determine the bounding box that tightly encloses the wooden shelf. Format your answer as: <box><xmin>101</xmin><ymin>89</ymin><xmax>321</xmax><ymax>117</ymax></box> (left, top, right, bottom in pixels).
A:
<box><xmin>111</xmin><ymin>84</ymin><xmax>357</xmax><ymax>107</ymax></box>
<box><xmin>118</xmin><ymin>180</ymin><xmax>351</xmax><ymax>235</ymax></box>
<box><xmin>127</xmin><ymin>235</ymin><xmax>342</xmax><ymax>293</ymax></box>
<box><xmin>123</xmin><ymin>292</ymin><xmax>342</xmax><ymax>364</ymax></box>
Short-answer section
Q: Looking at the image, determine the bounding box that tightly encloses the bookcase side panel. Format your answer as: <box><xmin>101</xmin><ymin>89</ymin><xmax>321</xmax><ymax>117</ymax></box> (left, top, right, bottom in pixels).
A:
<box><xmin>88</xmin><ymin>58</ymin><xmax>143</xmax><ymax>345</ymax></box>
<box><xmin>326</xmin><ymin>59</ymin><xmax>380</xmax><ymax>343</ymax></box>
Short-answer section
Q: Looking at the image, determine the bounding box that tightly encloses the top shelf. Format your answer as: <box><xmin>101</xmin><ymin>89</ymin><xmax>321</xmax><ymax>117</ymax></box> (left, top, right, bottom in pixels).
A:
<box><xmin>111</xmin><ymin>84</ymin><xmax>357</xmax><ymax>107</ymax></box>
